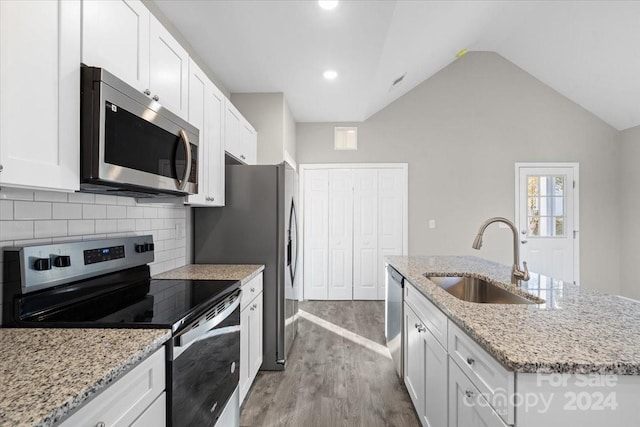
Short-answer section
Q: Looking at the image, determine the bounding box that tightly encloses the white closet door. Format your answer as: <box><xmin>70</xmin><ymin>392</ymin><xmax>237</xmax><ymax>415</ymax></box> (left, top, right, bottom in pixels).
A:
<box><xmin>353</xmin><ymin>169</ymin><xmax>379</xmax><ymax>300</ymax></box>
<box><xmin>327</xmin><ymin>170</ymin><xmax>354</xmax><ymax>300</ymax></box>
<box><xmin>303</xmin><ymin>170</ymin><xmax>329</xmax><ymax>300</ymax></box>
<box><xmin>377</xmin><ymin>169</ymin><xmax>406</xmax><ymax>300</ymax></box>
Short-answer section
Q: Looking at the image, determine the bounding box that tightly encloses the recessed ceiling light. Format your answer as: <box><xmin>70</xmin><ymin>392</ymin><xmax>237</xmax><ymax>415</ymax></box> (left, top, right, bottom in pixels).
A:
<box><xmin>323</xmin><ymin>70</ymin><xmax>338</xmax><ymax>80</ymax></box>
<box><xmin>318</xmin><ymin>0</ymin><xmax>338</xmax><ymax>11</ymax></box>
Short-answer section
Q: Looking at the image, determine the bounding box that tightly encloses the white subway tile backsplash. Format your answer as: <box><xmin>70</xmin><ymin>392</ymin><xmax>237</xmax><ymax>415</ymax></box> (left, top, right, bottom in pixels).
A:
<box><xmin>117</xmin><ymin>219</ymin><xmax>135</xmax><ymax>232</ymax></box>
<box><xmin>116</xmin><ymin>196</ymin><xmax>136</xmax><ymax>206</ymax></box>
<box><xmin>93</xmin><ymin>194</ymin><xmax>113</xmax><ymax>205</ymax></box>
<box><xmin>107</xmin><ymin>205</ymin><xmax>127</xmax><ymax>219</ymax></box>
<box><xmin>67</xmin><ymin>192</ymin><xmax>95</xmax><ymax>204</ymax></box>
<box><xmin>34</xmin><ymin>220</ymin><xmax>67</xmax><ymax>239</ymax></box>
<box><xmin>0</xmin><ymin>200</ymin><xmax>14</xmax><ymax>220</ymax></box>
<box><xmin>143</xmin><ymin>207</ymin><xmax>158</xmax><ymax>218</ymax></box>
<box><xmin>0</xmin><ymin>188</ymin><xmax>34</xmax><ymax>201</ymax></box>
<box><xmin>95</xmin><ymin>219</ymin><xmax>118</xmax><ymax>234</ymax></box>
<box><xmin>34</xmin><ymin>191</ymin><xmax>68</xmax><ymax>203</ymax></box>
<box><xmin>135</xmin><ymin>219</ymin><xmax>151</xmax><ymax>231</ymax></box>
<box><xmin>53</xmin><ymin>203</ymin><xmax>82</xmax><ymax>220</ymax></box>
<box><xmin>82</xmin><ymin>204</ymin><xmax>107</xmax><ymax>219</ymax></box>
<box><xmin>127</xmin><ymin>206</ymin><xmax>144</xmax><ymax>219</ymax></box>
<box><xmin>1</xmin><ymin>190</ymin><xmax>189</xmax><ymax>290</ymax></box>
<box><xmin>14</xmin><ymin>201</ymin><xmax>52</xmax><ymax>220</ymax></box>
<box><xmin>68</xmin><ymin>220</ymin><xmax>95</xmax><ymax>236</ymax></box>
<box><xmin>1</xmin><ymin>221</ymin><xmax>33</xmax><ymax>240</ymax></box>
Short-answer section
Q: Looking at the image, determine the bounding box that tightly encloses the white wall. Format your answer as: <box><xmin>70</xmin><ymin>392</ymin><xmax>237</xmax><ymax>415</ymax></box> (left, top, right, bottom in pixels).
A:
<box><xmin>230</xmin><ymin>92</ymin><xmax>297</xmax><ymax>165</ymax></box>
<box><xmin>297</xmin><ymin>52</ymin><xmax>621</xmax><ymax>293</ymax></box>
<box><xmin>619</xmin><ymin>125</ymin><xmax>640</xmax><ymax>299</ymax></box>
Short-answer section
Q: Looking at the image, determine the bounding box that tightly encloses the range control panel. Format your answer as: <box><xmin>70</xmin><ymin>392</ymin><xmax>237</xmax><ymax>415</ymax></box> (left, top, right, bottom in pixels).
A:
<box><xmin>10</xmin><ymin>235</ymin><xmax>155</xmax><ymax>293</ymax></box>
<box><xmin>84</xmin><ymin>245</ymin><xmax>126</xmax><ymax>265</ymax></box>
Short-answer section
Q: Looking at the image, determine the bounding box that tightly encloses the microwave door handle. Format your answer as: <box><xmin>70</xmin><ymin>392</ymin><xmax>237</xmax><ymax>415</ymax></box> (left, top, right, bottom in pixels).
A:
<box><xmin>176</xmin><ymin>129</ymin><xmax>191</xmax><ymax>190</ymax></box>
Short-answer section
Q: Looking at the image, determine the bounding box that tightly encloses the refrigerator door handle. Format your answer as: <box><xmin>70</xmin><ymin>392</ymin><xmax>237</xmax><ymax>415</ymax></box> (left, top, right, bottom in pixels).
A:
<box><xmin>289</xmin><ymin>199</ymin><xmax>299</xmax><ymax>284</ymax></box>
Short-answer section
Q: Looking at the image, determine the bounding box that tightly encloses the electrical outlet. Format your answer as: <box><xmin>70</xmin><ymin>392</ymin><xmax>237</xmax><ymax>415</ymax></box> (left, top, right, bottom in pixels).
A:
<box><xmin>428</xmin><ymin>219</ymin><xmax>436</xmax><ymax>229</ymax></box>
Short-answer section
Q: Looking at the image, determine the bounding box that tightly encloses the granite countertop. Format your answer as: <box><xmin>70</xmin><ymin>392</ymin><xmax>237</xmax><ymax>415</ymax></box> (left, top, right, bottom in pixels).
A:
<box><xmin>153</xmin><ymin>264</ymin><xmax>265</xmax><ymax>285</ymax></box>
<box><xmin>0</xmin><ymin>328</ymin><xmax>171</xmax><ymax>427</ymax></box>
<box><xmin>386</xmin><ymin>255</ymin><xmax>640</xmax><ymax>375</ymax></box>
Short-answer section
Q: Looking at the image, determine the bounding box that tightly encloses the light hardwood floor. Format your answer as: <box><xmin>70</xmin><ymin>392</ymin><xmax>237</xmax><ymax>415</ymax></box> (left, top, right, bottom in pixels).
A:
<box><xmin>240</xmin><ymin>301</ymin><xmax>420</xmax><ymax>427</ymax></box>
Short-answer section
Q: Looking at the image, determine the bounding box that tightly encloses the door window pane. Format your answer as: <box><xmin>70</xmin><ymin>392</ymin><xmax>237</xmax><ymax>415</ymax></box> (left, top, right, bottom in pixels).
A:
<box><xmin>526</xmin><ymin>175</ymin><xmax>566</xmax><ymax>237</ymax></box>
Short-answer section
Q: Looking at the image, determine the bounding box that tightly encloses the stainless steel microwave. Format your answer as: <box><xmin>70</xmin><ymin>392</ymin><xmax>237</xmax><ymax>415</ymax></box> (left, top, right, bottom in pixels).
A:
<box><xmin>80</xmin><ymin>65</ymin><xmax>198</xmax><ymax>198</ymax></box>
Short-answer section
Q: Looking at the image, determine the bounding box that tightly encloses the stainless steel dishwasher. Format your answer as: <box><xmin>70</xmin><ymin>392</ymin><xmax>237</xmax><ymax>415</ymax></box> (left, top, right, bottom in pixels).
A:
<box><xmin>385</xmin><ymin>265</ymin><xmax>404</xmax><ymax>378</ymax></box>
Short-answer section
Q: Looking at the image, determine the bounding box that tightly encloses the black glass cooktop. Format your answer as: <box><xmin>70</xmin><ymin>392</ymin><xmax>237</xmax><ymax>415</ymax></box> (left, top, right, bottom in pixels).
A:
<box><xmin>14</xmin><ymin>266</ymin><xmax>239</xmax><ymax>333</ymax></box>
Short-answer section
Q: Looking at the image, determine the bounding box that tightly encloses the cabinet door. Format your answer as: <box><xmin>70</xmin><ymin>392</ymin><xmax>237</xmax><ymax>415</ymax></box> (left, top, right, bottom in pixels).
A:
<box><xmin>149</xmin><ymin>15</ymin><xmax>188</xmax><ymax>119</ymax></box>
<box><xmin>327</xmin><ymin>170</ymin><xmax>354</xmax><ymax>300</ymax></box>
<box><xmin>207</xmin><ymin>85</ymin><xmax>225</xmax><ymax>206</ymax></box>
<box><xmin>303</xmin><ymin>169</ymin><xmax>329</xmax><ymax>300</ymax></box>
<box><xmin>224</xmin><ymin>101</ymin><xmax>242</xmax><ymax>161</ymax></box>
<box><xmin>240</xmin><ymin>122</ymin><xmax>257</xmax><ymax>165</ymax></box>
<box><xmin>186</xmin><ymin>58</ymin><xmax>208</xmax><ymax>205</ymax></box>
<box><xmin>82</xmin><ymin>0</ymin><xmax>150</xmax><ymax>91</ymax></box>
<box><xmin>449</xmin><ymin>361</ymin><xmax>507</xmax><ymax>427</ymax></box>
<box><xmin>353</xmin><ymin>169</ymin><xmax>379</xmax><ymax>300</ymax></box>
<box><xmin>249</xmin><ymin>294</ymin><xmax>263</xmax><ymax>377</ymax></box>
<box><xmin>239</xmin><ymin>305</ymin><xmax>251</xmax><ymax>403</ymax></box>
<box><xmin>423</xmin><ymin>326</ymin><xmax>448</xmax><ymax>427</ymax></box>
<box><xmin>0</xmin><ymin>0</ymin><xmax>80</xmax><ymax>192</ymax></box>
<box><xmin>130</xmin><ymin>393</ymin><xmax>166</xmax><ymax>427</ymax></box>
<box><xmin>404</xmin><ymin>303</ymin><xmax>425</xmax><ymax>416</ymax></box>
<box><xmin>377</xmin><ymin>168</ymin><xmax>405</xmax><ymax>299</ymax></box>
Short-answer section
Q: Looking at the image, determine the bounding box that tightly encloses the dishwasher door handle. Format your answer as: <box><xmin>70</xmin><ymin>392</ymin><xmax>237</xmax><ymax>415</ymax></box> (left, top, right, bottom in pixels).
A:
<box><xmin>389</xmin><ymin>267</ymin><xmax>404</xmax><ymax>285</ymax></box>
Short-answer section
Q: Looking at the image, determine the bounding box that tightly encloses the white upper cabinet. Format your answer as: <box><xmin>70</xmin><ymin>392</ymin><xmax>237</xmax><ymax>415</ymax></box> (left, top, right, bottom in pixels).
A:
<box><xmin>225</xmin><ymin>100</ymin><xmax>257</xmax><ymax>165</ymax></box>
<box><xmin>149</xmin><ymin>15</ymin><xmax>189</xmax><ymax>118</ymax></box>
<box><xmin>186</xmin><ymin>59</ymin><xmax>225</xmax><ymax>207</ymax></box>
<box><xmin>0</xmin><ymin>0</ymin><xmax>80</xmax><ymax>192</ymax></box>
<box><xmin>82</xmin><ymin>0</ymin><xmax>189</xmax><ymax>119</ymax></box>
<box><xmin>82</xmin><ymin>0</ymin><xmax>150</xmax><ymax>91</ymax></box>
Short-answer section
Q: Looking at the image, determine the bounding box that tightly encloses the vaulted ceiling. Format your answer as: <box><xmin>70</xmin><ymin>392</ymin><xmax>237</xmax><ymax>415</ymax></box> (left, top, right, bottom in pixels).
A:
<box><xmin>154</xmin><ymin>0</ymin><xmax>640</xmax><ymax>130</ymax></box>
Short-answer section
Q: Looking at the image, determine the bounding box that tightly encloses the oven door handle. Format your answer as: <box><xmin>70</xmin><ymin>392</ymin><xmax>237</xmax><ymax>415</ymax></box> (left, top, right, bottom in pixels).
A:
<box><xmin>175</xmin><ymin>290</ymin><xmax>240</xmax><ymax>349</ymax></box>
<box><xmin>176</xmin><ymin>129</ymin><xmax>191</xmax><ymax>190</ymax></box>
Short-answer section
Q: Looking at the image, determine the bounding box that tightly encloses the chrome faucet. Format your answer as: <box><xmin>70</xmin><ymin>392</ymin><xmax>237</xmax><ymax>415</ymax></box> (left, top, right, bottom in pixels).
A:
<box><xmin>472</xmin><ymin>217</ymin><xmax>530</xmax><ymax>286</ymax></box>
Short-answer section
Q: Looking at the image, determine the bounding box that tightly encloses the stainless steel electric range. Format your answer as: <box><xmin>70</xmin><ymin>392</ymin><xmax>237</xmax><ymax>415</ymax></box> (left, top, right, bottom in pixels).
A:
<box><xmin>2</xmin><ymin>235</ymin><xmax>240</xmax><ymax>427</ymax></box>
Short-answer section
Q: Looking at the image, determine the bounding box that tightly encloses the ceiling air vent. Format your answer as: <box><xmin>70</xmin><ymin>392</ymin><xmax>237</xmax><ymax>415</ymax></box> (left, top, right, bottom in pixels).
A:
<box><xmin>391</xmin><ymin>73</ymin><xmax>406</xmax><ymax>89</ymax></box>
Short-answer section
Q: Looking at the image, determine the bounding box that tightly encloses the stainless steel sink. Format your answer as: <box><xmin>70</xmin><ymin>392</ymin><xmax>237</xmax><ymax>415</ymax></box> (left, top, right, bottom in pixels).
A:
<box><xmin>426</xmin><ymin>275</ymin><xmax>536</xmax><ymax>304</ymax></box>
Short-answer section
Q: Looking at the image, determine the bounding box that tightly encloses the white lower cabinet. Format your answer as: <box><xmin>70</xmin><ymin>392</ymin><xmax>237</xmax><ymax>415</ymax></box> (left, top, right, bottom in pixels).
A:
<box><xmin>449</xmin><ymin>361</ymin><xmax>507</xmax><ymax>427</ymax></box>
<box><xmin>240</xmin><ymin>273</ymin><xmax>264</xmax><ymax>404</ymax></box>
<box><xmin>60</xmin><ymin>347</ymin><xmax>166</xmax><ymax>427</ymax></box>
<box><xmin>404</xmin><ymin>302</ymin><xmax>448</xmax><ymax>427</ymax></box>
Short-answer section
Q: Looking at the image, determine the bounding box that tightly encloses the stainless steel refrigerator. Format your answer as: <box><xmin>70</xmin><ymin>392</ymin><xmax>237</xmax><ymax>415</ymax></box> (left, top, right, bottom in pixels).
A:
<box><xmin>193</xmin><ymin>162</ymin><xmax>299</xmax><ymax>371</ymax></box>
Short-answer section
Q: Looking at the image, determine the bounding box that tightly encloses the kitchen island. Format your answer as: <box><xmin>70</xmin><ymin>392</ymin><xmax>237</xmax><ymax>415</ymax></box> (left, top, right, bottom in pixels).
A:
<box><xmin>386</xmin><ymin>255</ymin><xmax>640</xmax><ymax>427</ymax></box>
<box><xmin>0</xmin><ymin>328</ymin><xmax>170</xmax><ymax>427</ymax></box>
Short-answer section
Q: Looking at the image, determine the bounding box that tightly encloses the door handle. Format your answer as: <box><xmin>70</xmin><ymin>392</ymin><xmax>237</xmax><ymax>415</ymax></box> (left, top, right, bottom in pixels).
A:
<box><xmin>521</xmin><ymin>240</ymin><xmax>528</xmax><ymax>244</ymax></box>
<box><xmin>176</xmin><ymin>129</ymin><xmax>191</xmax><ymax>190</ymax></box>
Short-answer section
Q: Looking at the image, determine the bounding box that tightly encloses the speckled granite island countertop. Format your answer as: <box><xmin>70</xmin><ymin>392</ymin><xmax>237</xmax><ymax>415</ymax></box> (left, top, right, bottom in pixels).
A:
<box><xmin>153</xmin><ymin>264</ymin><xmax>265</xmax><ymax>284</ymax></box>
<box><xmin>0</xmin><ymin>328</ymin><xmax>171</xmax><ymax>427</ymax></box>
<box><xmin>386</xmin><ymin>255</ymin><xmax>640</xmax><ymax>375</ymax></box>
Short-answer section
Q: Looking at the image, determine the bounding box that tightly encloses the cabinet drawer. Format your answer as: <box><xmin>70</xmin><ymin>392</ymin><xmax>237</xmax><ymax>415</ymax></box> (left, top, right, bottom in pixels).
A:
<box><xmin>241</xmin><ymin>273</ymin><xmax>263</xmax><ymax>310</ymax></box>
<box><xmin>405</xmin><ymin>282</ymin><xmax>448</xmax><ymax>348</ymax></box>
<box><xmin>448</xmin><ymin>322</ymin><xmax>514</xmax><ymax>425</ymax></box>
<box><xmin>449</xmin><ymin>359</ymin><xmax>508</xmax><ymax>427</ymax></box>
<box><xmin>60</xmin><ymin>347</ymin><xmax>165</xmax><ymax>427</ymax></box>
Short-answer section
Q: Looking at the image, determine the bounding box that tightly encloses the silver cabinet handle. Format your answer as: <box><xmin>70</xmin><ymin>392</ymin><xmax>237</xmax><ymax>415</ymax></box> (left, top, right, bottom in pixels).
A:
<box><xmin>152</xmin><ymin>94</ymin><xmax>159</xmax><ymax>101</ymax></box>
<box><xmin>250</xmin><ymin>303</ymin><xmax>257</xmax><ymax>311</ymax></box>
<box><xmin>144</xmin><ymin>89</ymin><xmax>151</xmax><ymax>96</ymax></box>
<box><xmin>414</xmin><ymin>323</ymin><xmax>421</xmax><ymax>329</ymax></box>
<box><xmin>465</xmin><ymin>389</ymin><xmax>474</xmax><ymax>398</ymax></box>
<box><xmin>521</xmin><ymin>240</ymin><xmax>528</xmax><ymax>244</ymax></box>
<box><xmin>240</xmin><ymin>154</ymin><xmax>246</xmax><ymax>160</ymax></box>
<box><xmin>467</xmin><ymin>356</ymin><xmax>475</xmax><ymax>365</ymax></box>
<box><xmin>0</xmin><ymin>164</ymin><xmax>3</xmax><ymax>172</ymax></box>
<box><xmin>96</xmin><ymin>422</ymin><xmax>106</xmax><ymax>427</ymax></box>
<box><xmin>250</xmin><ymin>287</ymin><xmax>256</xmax><ymax>292</ymax></box>
<box><xmin>176</xmin><ymin>129</ymin><xmax>191</xmax><ymax>190</ymax></box>
<box><xmin>417</xmin><ymin>325</ymin><xmax>426</xmax><ymax>333</ymax></box>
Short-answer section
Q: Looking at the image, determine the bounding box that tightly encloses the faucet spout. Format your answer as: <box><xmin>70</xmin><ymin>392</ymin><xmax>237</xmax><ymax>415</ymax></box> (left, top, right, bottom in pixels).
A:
<box><xmin>471</xmin><ymin>217</ymin><xmax>530</xmax><ymax>286</ymax></box>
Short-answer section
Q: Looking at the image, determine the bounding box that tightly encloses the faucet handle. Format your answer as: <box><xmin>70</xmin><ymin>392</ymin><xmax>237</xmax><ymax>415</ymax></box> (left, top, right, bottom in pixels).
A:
<box><xmin>521</xmin><ymin>261</ymin><xmax>530</xmax><ymax>281</ymax></box>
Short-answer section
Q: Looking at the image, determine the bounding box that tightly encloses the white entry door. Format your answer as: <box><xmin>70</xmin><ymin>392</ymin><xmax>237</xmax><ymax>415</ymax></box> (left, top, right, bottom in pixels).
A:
<box><xmin>516</xmin><ymin>164</ymin><xmax>579</xmax><ymax>283</ymax></box>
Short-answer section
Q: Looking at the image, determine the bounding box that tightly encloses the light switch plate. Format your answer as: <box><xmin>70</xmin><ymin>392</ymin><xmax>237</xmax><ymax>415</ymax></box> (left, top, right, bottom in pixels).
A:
<box><xmin>428</xmin><ymin>219</ymin><xmax>436</xmax><ymax>229</ymax></box>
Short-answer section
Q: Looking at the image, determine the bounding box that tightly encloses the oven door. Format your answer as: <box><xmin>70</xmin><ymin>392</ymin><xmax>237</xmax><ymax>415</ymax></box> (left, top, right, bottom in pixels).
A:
<box><xmin>171</xmin><ymin>293</ymin><xmax>240</xmax><ymax>427</ymax></box>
